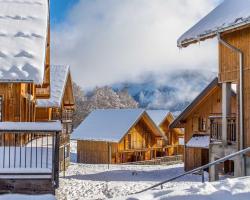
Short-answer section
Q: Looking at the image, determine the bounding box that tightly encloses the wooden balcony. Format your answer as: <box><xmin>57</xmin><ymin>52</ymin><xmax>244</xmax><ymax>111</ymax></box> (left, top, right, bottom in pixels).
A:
<box><xmin>35</xmin><ymin>86</ymin><xmax>50</xmax><ymax>98</ymax></box>
<box><xmin>0</xmin><ymin>121</ymin><xmax>61</xmax><ymax>194</ymax></box>
<box><xmin>210</xmin><ymin>116</ymin><xmax>237</xmax><ymax>144</ymax></box>
<box><xmin>62</xmin><ymin>110</ymin><xmax>73</xmax><ymax>122</ymax></box>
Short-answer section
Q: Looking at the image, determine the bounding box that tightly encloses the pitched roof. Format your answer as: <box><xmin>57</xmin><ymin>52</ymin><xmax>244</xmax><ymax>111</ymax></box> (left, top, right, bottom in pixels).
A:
<box><xmin>71</xmin><ymin>109</ymin><xmax>162</xmax><ymax>142</ymax></box>
<box><xmin>0</xmin><ymin>0</ymin><xmax>49</xmax><ymax>83</ymax></box>
<box><xmin>178</xmin><ymin>0</ymin><xmax>250</xmax><ymax>47</ymax></box>
<box><xmin>36</xmin><ymin>65</ymin><xmax>70</xmax><ymax>107</ymax></box>
<box><xmin>186</xmin><ymin>134</ymin><xmax>209</xmax><ymax>149</ymax></box>
<box><xmin>146</xmin><ymin>110</ymin><xmax>170</xmax><ymax>126</ymax></box>
<box><xmin>170</xmin><ymin>77</ymin><xmax>219</xmax><ymax>128</ymax></box>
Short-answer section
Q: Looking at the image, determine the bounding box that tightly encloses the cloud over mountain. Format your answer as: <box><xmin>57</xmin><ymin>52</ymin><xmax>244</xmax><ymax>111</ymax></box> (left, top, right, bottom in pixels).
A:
<box><xmin>51</xmin><ymin>0</ymin><xmax>220</xmax><ymax>89</ymax></box>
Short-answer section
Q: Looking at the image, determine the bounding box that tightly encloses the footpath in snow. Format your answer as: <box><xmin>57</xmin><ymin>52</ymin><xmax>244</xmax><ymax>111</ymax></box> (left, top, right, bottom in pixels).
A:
<box><xmin>57</xmin><ymin>163</ymin><xmax>207</xmax><ymax>200</ymax></box>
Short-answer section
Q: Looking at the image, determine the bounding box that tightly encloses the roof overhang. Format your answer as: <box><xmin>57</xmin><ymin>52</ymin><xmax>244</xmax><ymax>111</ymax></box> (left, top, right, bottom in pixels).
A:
<box><xmin>178</xmin><ymin>22</ymin><xmax>250</xmax><ymax>48</ymax></box>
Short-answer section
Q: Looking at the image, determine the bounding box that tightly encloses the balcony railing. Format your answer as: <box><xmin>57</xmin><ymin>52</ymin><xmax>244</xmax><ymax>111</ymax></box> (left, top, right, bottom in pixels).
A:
<box><xmin>210</xmin><ymin>116</ymin><xmax>236</xmax><ymax>143</ymax></box>
<box><xmin>62</xmin><ymin>110</ymin><xmax>73</xmax><ymax>122</ymax></box>
<box><xmin>0</xmin><ymin>122</ymin><xmax>61</xmax><ymax>193</ymax></box>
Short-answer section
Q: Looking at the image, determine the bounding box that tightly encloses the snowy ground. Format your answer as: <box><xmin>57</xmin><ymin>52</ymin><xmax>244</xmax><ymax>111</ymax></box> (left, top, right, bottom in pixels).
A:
<box><xmin>56</xmin><ymin>163</ymin><xmax>207</xmax><ymax>200</ymax></box>
<box><xmin>56</xmin><ymin>141</ymin><xmax>250</xmax><ymax>200</ymax></box>
<box><xmin>124</xmin><ymin>176</ymin><xmax>250</xmax><ymax>200</ymax></box>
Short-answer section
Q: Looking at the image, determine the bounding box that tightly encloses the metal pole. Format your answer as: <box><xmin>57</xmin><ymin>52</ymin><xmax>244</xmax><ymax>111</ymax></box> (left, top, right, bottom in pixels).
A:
<box><xmin>63</xmin><ymin>144</ymin><xmax>66</xmax><ymax>178</ymax></box>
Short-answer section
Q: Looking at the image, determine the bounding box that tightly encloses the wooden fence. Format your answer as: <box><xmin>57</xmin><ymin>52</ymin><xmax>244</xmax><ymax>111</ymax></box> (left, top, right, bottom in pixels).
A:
<box><xmin>120</xmin><ymin>155</ymin><xmax>183</xmax><ymax>165</ymax></box>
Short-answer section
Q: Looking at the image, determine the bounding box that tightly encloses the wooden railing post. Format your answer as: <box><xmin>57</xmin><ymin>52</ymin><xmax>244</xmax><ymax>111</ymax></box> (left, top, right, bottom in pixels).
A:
<box><xmin>54</xmin><ymin>131</ymin><xmax>60</xmax><ymax>188</ymax></box>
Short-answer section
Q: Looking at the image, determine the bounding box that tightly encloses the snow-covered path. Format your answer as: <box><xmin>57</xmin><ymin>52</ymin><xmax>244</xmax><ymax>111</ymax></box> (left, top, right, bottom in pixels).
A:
<box><xmin>56</xmin><ymin>163</ymin><xmax>206</xmax><ymax>200</ymax></box>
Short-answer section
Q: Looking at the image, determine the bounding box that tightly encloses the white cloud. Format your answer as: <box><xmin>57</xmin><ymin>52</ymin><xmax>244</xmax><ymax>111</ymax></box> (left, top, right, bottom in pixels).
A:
<box><xmin>51</xmin><ymin>0</ymin><xmax>221</xmax><ymax>89</ymax></box>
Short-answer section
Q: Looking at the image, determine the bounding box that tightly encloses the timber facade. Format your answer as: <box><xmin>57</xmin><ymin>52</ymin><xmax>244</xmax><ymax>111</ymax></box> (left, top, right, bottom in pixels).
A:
<box><xmin>177</xmin><ymin>0</ymin><xmax>250</xmax><ymax>180</ymax></box>
<box><xmin>170</xmin><ymin>78</ymin><xmax>237</xmax><ymax>171</ymax></box>
<box><xmin>158</xmin><ymin>113</ymin><xmax>184</xmax><ymax>156</ymax></box>
<box><xmin>73</xmin><ymin>109</ymin><xmax>164</xmax><ymax>164</ymax></box>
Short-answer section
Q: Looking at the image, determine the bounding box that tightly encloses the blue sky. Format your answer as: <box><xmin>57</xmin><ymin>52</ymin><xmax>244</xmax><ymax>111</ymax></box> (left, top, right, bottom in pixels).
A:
<box><xmin>50</xmin><ymin>0</ymin><xmax>79</xmax><ymax>27</ymax></box>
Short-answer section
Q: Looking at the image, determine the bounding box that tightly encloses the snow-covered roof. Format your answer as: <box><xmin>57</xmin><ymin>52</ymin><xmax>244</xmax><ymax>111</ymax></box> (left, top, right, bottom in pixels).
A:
<box><xmin>72</xmin><ymin>109</ymin><xmax>161</xmax><ymax>142</ymax></box>
<box><xmin>146</xmin><ymin>110</ymin><xmax>170</xmax><ymax>126</ymax></box>
<box><xmin>0</xmin><ymin>121</ymin><xmax>61</xmax><ymax>132</ymax></box>
<box><xmin>37</xmin><ymin>65</ymin><xmax>70</xmax><ymax>107</ymax></box>
<box><xmin>0</xmin><ymin>0</ymin><xmax>49</xmax><ymax>83</ymax></box>
<box><xmin>178</xmin><ymin>0</ymin><xmax>250</xmax><ymax>47</ymax></box>
<box><xmin>186</xmin><ymin>135</ymin><xmax>210</xmax><ymax>149</ymax></box>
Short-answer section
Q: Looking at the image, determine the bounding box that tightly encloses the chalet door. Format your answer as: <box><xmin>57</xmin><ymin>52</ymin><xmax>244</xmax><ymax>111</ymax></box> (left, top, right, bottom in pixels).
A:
<box><xmin>201</xmin><ymin>149</ymin><xmax>209</xmax><ymax>169</ymax></box>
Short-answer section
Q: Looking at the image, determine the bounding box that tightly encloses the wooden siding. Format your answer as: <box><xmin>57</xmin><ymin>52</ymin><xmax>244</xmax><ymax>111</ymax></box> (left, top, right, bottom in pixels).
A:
<box><xmin>0</xmin><ymin>83</ymin><xmax>36</xmax><ymax>122</ymax></box>
<box><xmin>77</xmin><ymin>114</ymin><xmax>163</xmax><ymax>164</ymax></box>
<box><xmin>160</xmin><ymin>114</ymin><xmax>184</xmax><ymax>156</ymax></box>
<box><xmin>183</xmin><ymin>86</ymin><xmax>236</xmax><ymax>171</ymax></box>
<box><xmin>219</xmin><ymin>27</ymin><xmax>250</xmax><ymax>148</ymax></box>
<box><xmin>77</xmin><ymin>140</ymin><xmax>118</xmax><ymax>164</ymax></box>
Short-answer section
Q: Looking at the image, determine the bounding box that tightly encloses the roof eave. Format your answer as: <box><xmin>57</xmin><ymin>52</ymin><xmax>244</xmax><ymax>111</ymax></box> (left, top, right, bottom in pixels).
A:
<box><xmin>169</xmin><ymin>77</ymin><xmax>219</xmax><ymax>129</ymax></box>
<box><xmin>178</xmin><ymin>21</ymin><xmax>250</xmax><ymax>48</ymax></box>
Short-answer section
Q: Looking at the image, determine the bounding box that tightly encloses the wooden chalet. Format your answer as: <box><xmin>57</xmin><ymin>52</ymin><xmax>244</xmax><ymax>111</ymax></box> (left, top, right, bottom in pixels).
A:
<box><xmin>177</xmin><ymin>0</ymin><xmax>250</xmax><ymax>180</ymax></box>
<box><xmin>146</xmin><ymin>110</ymin><xmax>184</xmax><ymax>156</ymax></box>
<box><xmin>170</xmin><ymin>78</ymin><xmax>237</xmax><ymax>171</ymax></box>
<box><xmin>36</xmin><ymin>65</ymin><xmax>75</xmax><ymax>171</ymax></box>
<box><xmin>72</xmin><ymin>109</ymin><xmax>164</xmax><ymax>164</ymax></box>
<box><xmin>0</xmin><ymin>0</ymin><xmax>74</xmax><ymax>194</ymax></box>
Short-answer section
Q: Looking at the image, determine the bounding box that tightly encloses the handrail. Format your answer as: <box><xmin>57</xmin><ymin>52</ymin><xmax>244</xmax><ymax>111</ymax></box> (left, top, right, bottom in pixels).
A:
<box><xmin>134</xmin><ymin>147</ymin><xmax>250</xmax><ymax>194</ymax></box>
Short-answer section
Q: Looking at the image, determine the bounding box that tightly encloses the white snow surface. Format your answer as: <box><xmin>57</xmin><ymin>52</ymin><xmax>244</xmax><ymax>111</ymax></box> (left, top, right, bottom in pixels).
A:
<box><xmin>0</xmin><ymin>0</ymin><xmax>48</xmax><ymax>83</ymax></box>
<box><xmin>37</xmin><ymin>65</ymin><xmax>70</xmax><ymax>107</ymax></box>
<box><xmin>146</xmin><ymin>110</ymin><xmax>170</xmax><ymax>126</ymax></box>
<box><xmin>57</xmin><ymin>163</ymin><xmax>207</xmax><ymax>200</ymax></box>
<box><xmin>125</xmin><ymin>176</ymin><xmax>250</xmax><ymax>200</ymax></box>
<box><xmin>71</xmin><ymin>109</ymin><xmax>149</xmax><ymax>142</ymax></box>
<box><xmin>0</xmin><ymin>194</ymin><xmax>55</xmax><ymax>200</ymax></box>
<box><xmin>186</xmin><ymin>135</ymin><xmax>209</xmax><ymax>149</ymax></box>
<box><xmin>0</xmin><ymin>121</ymin><xmax>62</xmax><ymax>131</ymax></box>
<box><xmin>178</xmin><ymin>137</ymin><xmax>184</xmax><ymax>145</ymax></box>
<box><xmin>178</xmin><ymin>0</ymin><xmax>250</xmax><ymax>47</ymax></box>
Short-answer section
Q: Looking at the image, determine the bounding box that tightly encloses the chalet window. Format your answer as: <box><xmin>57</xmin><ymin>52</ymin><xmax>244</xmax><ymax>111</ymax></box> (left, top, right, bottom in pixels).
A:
<box><xmin>0</xmin><ymin>96</ymin><xmax>2</xmax><ymax>121</ymax></box>
<box><xmin>198</xmin><ymin>117</ymin><xmax>207</xmax><ymax>132</ymax></box>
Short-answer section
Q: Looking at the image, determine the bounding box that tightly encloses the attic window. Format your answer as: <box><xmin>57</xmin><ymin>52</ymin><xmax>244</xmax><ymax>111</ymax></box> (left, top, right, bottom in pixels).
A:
<box><xmin>198</xmin><ymin>117</ymin><xmax>207</xmax><ymax>132</ymax></box>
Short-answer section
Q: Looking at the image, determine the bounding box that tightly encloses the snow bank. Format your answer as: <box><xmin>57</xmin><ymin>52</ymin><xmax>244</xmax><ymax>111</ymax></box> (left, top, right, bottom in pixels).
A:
<box><xmin>124</xmin><ymin>176</ymin><xmax>250</xmax><ymax>200</ymax></box>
